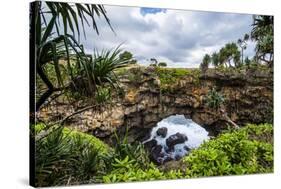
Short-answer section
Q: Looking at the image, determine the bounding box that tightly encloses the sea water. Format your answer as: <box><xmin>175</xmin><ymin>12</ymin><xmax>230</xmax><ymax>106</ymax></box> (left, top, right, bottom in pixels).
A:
<box><xmin>144</xmin><ymin>114</ymin><xmax>209</xmax><ymax>161</ymax></box>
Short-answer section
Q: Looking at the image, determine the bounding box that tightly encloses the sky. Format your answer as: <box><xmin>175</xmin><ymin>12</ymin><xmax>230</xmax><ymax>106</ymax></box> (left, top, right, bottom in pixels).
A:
<box><xmin>80</xmin><ymin>5</ymin><xmax>255</xmax><ymax>68</ymax></box>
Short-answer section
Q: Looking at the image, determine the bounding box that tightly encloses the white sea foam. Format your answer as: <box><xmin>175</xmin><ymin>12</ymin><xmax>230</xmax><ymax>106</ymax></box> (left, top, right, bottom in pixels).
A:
<box><xmin>144</xmin><ymin>114</ymin><xmax>209</xmax><ymax>161</ymax></box>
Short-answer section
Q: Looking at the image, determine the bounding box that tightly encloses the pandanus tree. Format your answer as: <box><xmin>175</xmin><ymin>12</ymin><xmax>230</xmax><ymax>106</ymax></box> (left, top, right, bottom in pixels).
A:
<box><xmin>251</xmin><ymin>15</ymin><xmax>273</xmax><ymax>66</ymax></box>
<box><xmin>30</xmin><ymin>1</ymin><xmax>113</xmax><ymax>111</ymax></box>
<box><xmin>218</xmin><ymin>43</ymin><xmax>241</xmax><ymax>68</ymax></box>
<box><xmin>211</xmin><ymin>52</ymin><xmax>219</xmax><ymax>68</ymax></box>
<box><xmin>200</xmin><ymin>54</ymin><xmax>211</xmax><ymax>74</ymax></box>
<box><xmin>237</xmin><ymin>34</ymin><xmax>249</xmax><ymax>64</ymax></box>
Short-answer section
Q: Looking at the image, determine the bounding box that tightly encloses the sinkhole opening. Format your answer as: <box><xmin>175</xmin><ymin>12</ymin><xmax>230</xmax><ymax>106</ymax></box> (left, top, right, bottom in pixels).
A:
<box><xmin>143</xmin><ymin>114</ymin><xmax>209</xmax><ymax>164</ymax></box>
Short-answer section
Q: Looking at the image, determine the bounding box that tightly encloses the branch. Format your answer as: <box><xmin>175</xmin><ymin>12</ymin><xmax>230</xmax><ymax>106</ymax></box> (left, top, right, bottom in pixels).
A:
<box><xmin>35</xmin><ymin>104</ymin><xmax>98</xmax><ymax>141</ymax></box>
<box><xmin>220</xmin><ymin>109</ymin><xmax>240</xmax><ymax>129</ymax></box>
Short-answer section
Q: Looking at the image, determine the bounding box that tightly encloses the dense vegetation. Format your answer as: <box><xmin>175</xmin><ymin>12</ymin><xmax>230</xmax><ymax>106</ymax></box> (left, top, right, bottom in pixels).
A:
<box><xmin>200</xmin><ymin>15</ymin><xmax>273</xmax><ymax>72</ymax></box>
<box><xmin>155</xmin><ymin>67</ymin><xmax>201</xmax><ymax>92</ymax></box>
<box><xmin>34</xmin><ymin>123</ymin><xmax>273</xmax><ymax>186</ymax></box>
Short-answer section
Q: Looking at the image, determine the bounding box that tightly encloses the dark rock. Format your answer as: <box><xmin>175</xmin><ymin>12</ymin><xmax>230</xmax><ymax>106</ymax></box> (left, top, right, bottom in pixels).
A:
<box><xmin>156</xmin><ymin>127</ymin><xmax>168</xmax><ymax>138</ymax></box>
<box><xmin>151</xmin><ymin>145</ymin><xmax>164</xmax><ymax>164</ymax></box>
<box><xmin>184</xmin><ymin>145</ymin><xmax>191</xmax><ymax>151</ymax></box>
<box><xmin>163</xmin><ymin>156</ymin><xmax>173</xmax><ymax>163</ymax></box>
<box><xmin>143</xmin><ymin>139</ymin><xmax>157</xmax><ymax>151</ymax></box>
<box><xmin>165</xmin><ymin>146</ymin><xmax>174</xmax><ymax>153</ymax></box>
<box><xmin>166</xmin><ymin>132</ymin><xmax>188</xmax><ymax>148</ymax></box>
<box><xmin>174</xmin><ymin>154</ymin><xmax>182</xmax><ymax>161</ymax></box>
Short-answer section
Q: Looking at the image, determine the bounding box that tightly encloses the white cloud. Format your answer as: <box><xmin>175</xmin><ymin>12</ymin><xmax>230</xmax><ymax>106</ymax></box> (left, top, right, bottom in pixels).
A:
<box><xmin>80</xmin><ymin>5</ymin><xmax>255</xmax><ymax>68</ymax></box>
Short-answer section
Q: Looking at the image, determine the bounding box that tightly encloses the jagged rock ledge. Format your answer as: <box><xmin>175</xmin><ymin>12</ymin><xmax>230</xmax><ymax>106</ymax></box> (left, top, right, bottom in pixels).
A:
<box><xmin>37</xmin><ymin>66</ymin><xmax>273</xmax><ymax>143</ymax></box>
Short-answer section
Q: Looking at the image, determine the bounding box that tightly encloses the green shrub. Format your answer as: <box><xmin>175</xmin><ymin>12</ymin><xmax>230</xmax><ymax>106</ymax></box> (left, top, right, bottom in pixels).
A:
<box><xmin>102</xmin><ymin>162</ymin><xmax>185</xmax><ymax>183</ymax></box>
<box><xmin>95</xmin><ymin>86</ymin><xmax>111</xmax><ymax>104</ymax></box>
<box><xmin>91</xmin><ymin>46</ymin><xmax>129</xmax><ymax>86</ymax></box>
<box><xmin>103</xmin><ymin>129</ymin><xmax>151</xmax><ymax>172</ymax></box>
<box><xmin>155</xmin><ymin>67</ymin><xmax>200</xmax><ymax>93</ymax></box>
<box><xmin>34</xmin><ymin>123</ymin><xmax>273</xmax><ymax>185</ymax></box>
<box><xmin>206</xmin><ymin>88</ymin><xmax>225</xmax><ymax>109</ymax></box>
<box><xmin>183</xmin><ymin>123</ymin><xmax>273</xmax><ymax>177</ymax></box>
<box><xmin>34</xmin><ymin>124</ymin><xmax>111</xmax><ymax>186</ymax></box>
<box><xmin>158</xmin><ymin>62</ymin><xmax>167</xmax><ymax>67</ymax></box>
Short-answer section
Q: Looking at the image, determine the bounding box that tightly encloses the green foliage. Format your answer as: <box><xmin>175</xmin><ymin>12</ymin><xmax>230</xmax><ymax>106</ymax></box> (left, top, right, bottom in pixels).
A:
<box><xmin>32</xmin><ymin>1</ymin><xmax>112</xmax><ymax>110</ymax></box>
<box><xmin>102</xmin><ymin>164</ymin><xmax>165</xmax><ymax>183</ymax></box>
<box><xmin>95</xmin><ymin>86</ymin><xmax>111</xmax><ymax>104</ymax></box>
<box><xmin>127</xmin><ymin>67</ymin><xmax>144</xmax><ymax>85</ymax></box>
<box><xmin>158</xmin><ymin>62</ymin><xmax>167</xmax><ymax>67</ymax></box>
<box><xmin>101</xmin><ymin>128</ymin><xmax>164</xmax><ymax>183</ymax></box>
<box><xmin>103</xmin><ymin>128</ymin><xmax>151</xmax><ymax>172</ymax></box>
<box><xmin>91</xmin><ymin>46</ymin><xmax>130</xmax><ymax>86</ymax></box>
<box><xmin>155</xmin><ymin>67</ymin><xmax>201</xmax><ymax>93</ymax></box>
<box><xmin>200</xmin><ymin>54</ymin><xmax>211</xmax><ymax>73</ymax></box>
<box><xmin>206</xmin><ymin>88</ymin><xmax>225</xmax><ymax>109</ymax></box>
<box><xmin>68</xmin><ymin>46</ymin><xmax>130</xmax><ymax>97</ymax></box>
<box><xmin>211</xmin><ymin>52</ymin><xmax>219</xmax><ymax>67</ymax></box>
<box><xmin>35</xmin><ymin>123</ymin><xmax>273</xmax><ymax>185</ymax></box>
<box><xmin>206</xmin><ymin>42</ymin><xmax>241</xmax><ymax>70</ymax></box>
<box><xmin>156</xmin><ymin>67</ymin><xmax>196</xmax><ymax>85</ymax></box>
<box><xmin>245</xmin><ymin>56</ymin><xmax>251</xmax><ymax>66</ymax></box>
<box><xmin>251</xmin><ymin>15</ymin><xmax>273</xmax><ymax>64</ymax></box>
<box><xmin>35</xmin><ymin>124</ymin><xmax>111</xmax><ymax>186</ymax></box>
<box><xmin>183</xmin><ymin>123</ymin><xmax>273</xmax><ymax>177</ymax></box>
<box><xmin>119</xmin><ymin>51</ymin><xmax>133</xmax><ymax>62</ymax></box>
<box><xmin>219</xmin><ymin>42</ymin><xmax>241</xmax><ymax>67</ymax></box>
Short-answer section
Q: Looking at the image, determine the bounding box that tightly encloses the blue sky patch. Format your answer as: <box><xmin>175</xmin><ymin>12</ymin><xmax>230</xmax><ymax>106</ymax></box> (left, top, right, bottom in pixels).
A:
<box><xmin>140</xmin><ymin>8</ymin><xmax>167</xmax><ymax>16</ymax></box>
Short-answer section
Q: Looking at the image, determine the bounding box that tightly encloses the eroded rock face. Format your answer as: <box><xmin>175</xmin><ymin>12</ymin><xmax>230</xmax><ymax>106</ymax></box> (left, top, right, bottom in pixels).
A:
<box><xmin>37</xmin><ymin>67</ymin><xmax>273</xmax><ymax>141</ymax></box>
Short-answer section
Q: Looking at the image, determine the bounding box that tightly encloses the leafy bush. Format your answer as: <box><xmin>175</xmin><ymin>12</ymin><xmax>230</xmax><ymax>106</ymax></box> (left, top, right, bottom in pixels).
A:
<box><xmin>103</xmin><ymin>163</ymin><xmax>165</xmax><ymax>183</ymax></box>
<box><xmin>91</xmin><ymin>46</ymin><xmax>129</xmax><ymax>86</ymax></box>
<box><xmin>155</xmin><ymin>67</ymin><xmax>200</xmax><ymax>93</ymax></box>
<box><xmin>103</xmin><ymin>129</ymin><xmax>151</xmax><ymax>172</ymax></box>
<box><xmin>127</xmin><ymin>67</ymin><xmax>144</xmax><ymax>85</ymax></box>
<box><xmin>102</xmin><ymin>161</ymin><xmax>185</xmax><ymax>183</ymax></box>
<box><xmin>183</xmin><ymin>123</ymin><xmax>273</xmax><ymax>177</ymax></box>
<box><xmin>34</xmin><ymin>124</ymin><xmax>111</xmax><ymax>186</ymax></box>
<box><xmin>119</xmin><ymin>51</ymin><xmax>133</xmax><ymax>62</ymax></box>
<box><xmin>156</xmin><ymin>67</ymin><xmax>190</xmax><ymax>85</ymax></box>
<box><xmin>206</xmin><ymin>88</ymin><xmax>225</xmax><ymax>109</ymax></box>
<box><xmin>34</xmin><ymin>123</ymin><xmax>273</xmax><ymax>185</ymax></box>
<box><xmin>158</xmin><ymin>62</ymin><xmax>167</xmax><ymax>67</ymax></box>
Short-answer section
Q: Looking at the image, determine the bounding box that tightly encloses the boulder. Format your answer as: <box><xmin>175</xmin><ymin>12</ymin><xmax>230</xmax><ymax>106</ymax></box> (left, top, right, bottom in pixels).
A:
<box><xmin>184</xmin><ymin>145</ymin><xmax>191</xmax><ymax>151</ymax></box>
<box><xmin>151</xmin><ymin>145</ymin><xmax>164</xmax><ymax>164</ymax></box>
<box><xmin>166</xmin><ymin>132</ymin><xmax>188</xmax><ymax>148</ymax></box>
<box><xmin>143</xmin><ymin>139</ymin><xmax>157</xmax><ymax>151</ymax></box>
<box><xmin>156</xmin><ymin>127</ymin><xmax>168</xmax><ymax>138</ymax></box>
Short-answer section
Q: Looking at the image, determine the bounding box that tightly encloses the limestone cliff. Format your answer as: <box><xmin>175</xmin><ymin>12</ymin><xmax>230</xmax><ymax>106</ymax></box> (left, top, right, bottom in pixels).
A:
<box><xmin>37</xmin><ymin>66</ymin><xmax>273</xmax><ymax>141</ymax></box>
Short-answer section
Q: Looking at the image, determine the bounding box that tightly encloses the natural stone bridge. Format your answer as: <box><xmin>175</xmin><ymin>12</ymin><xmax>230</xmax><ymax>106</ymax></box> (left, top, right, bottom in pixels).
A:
<box><xmin>38</xmin><ymin>67</ymin><xmax>273</xmax><ymax>142</ymax></box>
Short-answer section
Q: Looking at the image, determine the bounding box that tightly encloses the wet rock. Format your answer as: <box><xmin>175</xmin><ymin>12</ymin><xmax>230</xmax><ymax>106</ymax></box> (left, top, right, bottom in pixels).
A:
<box><xmin>151</xmin><ymin>145</ymin><xmax>164</xmax><ymax>164</ymax></box>
<box><xmin>165</xmin><ymin>146</ymin><xmax>174</xmax><ymax>153</ymax></box>
<box><xmin>166</xmin><ymin>132</ymin><xmax>188</xmax><ymax>148</ymax></box>
<box><xmin>156</xmin><ymin>127</ymin><xmax>168</xmax><ymax>138</ymax></box>
<box><xmin>174</xmin><ymin>154</ymin><xmax>181</xmax><ymax>161</ymax></box>
<box><xmin>144</xmin><ymin>139</ymin><xmax>157</xmax><ymax>150</ymax></box>
<box><xmin>184</xmin><ymin>145</ymin><xmax>191</xmax><ymax>151</ymax></box>
<box><xmin>163</xmin><ymin>156</ymin><xmax>173</xmax><ymax>163</ymax></box>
